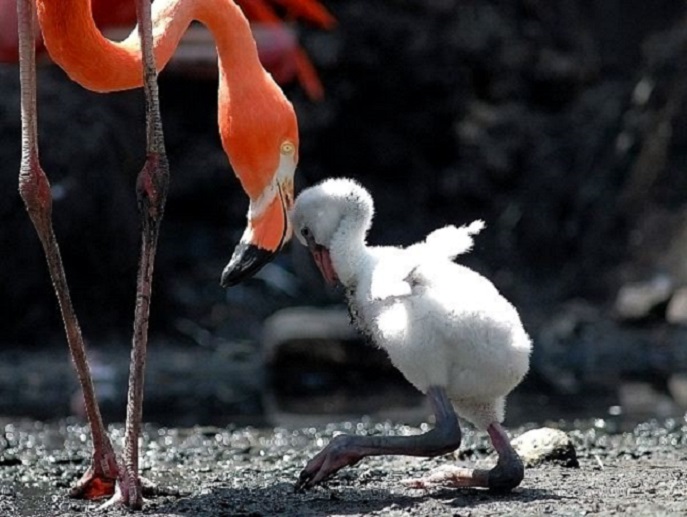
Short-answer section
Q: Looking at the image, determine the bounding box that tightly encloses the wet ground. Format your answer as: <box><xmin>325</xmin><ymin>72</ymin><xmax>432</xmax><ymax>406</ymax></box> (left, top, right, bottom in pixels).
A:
<box><xmin>1</xmin><ymin>416</ymin><xmax>686</xmax><ymax>516</ymax></box>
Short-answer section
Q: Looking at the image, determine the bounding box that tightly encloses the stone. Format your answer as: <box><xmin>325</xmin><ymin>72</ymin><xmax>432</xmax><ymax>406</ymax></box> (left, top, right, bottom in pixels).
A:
<box><xmin>511</xmin><ymin>428</ymin><xmax>579</xmax><ymax>468</ymax></box>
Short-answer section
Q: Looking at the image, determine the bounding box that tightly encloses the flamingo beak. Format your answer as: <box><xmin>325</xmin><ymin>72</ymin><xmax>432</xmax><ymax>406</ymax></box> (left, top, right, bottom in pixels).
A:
<box><xmin>220</xmin><ymin>182</ymin><xmax>293</xmax><ymax>287</ymax></box>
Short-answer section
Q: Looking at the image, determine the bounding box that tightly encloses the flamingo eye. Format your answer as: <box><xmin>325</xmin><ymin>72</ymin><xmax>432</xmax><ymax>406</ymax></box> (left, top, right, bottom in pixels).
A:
<box><xmin>301</xmin><ymin>227</ymin><xmax>311</xmax><ymax>239</ymax></box>
<box><xmin>280</xmin><ymin>141</ymin><xmax>296</xmax><ymax>155</ymax></box>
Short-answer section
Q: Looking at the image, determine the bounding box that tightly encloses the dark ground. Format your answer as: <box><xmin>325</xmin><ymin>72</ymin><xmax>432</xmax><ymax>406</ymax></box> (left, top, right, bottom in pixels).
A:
<box><xmin>1</xmin><ymin>417</ymin><xmax>686</xmax><ymax>516</ymax></box>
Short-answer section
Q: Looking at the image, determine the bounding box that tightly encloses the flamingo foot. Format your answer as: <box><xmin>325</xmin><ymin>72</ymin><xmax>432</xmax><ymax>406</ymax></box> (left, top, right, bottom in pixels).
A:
<box><xmin>98</xmin><ymin>484</ymin><xmax>139</xmax><ymax>511</ymax></box>
<box><xmin>96</xmin><ymin>472</ymin><xmax>157</xmax><ymax>510</ymax></box>
<box><xmin>404</xmin><ymin>421</ymin><xmax>524</xmax><ymax>493</ymax></box>
<box><xmin>402</xmin><ymin>465</ymin><xmax>490</xmax><ymax>490</ymax></box>
<box><xmin>68</xmin><ymin>453</ymin><xmax>119</xmax><ymax>500</ymax></box>
<box><xmin>402</xmin><ymin>452</ymin><xmax>523</xmax><ymax>493</ymax></box>
<box><xmin>295</xmin><ymin>435</ymin><xmax>365</xmax><ymax>491</ymax></box>
<box><xmin>69</xmin><ymin>468</ymin><xmax>116</xmax><ymax>500</ymax></box>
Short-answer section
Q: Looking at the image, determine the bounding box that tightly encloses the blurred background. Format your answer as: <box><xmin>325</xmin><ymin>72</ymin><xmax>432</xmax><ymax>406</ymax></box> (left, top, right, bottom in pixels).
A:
<box><xmin>1</xmin><ymin>0</ymin><xmax>687</xmax><ymax>430</ymax></box>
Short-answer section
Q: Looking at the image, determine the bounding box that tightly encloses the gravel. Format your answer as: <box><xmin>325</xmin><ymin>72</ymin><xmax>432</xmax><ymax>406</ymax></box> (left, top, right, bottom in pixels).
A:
<box><xmin>2</xmin><ymin>417</ymin><xmax>686</xmax><ymax>516</ymax></box>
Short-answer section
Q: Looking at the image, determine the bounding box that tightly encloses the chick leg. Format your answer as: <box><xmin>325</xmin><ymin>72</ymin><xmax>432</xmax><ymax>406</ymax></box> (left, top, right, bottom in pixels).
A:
<box><xmin>403</xmin><ymin>421</ymin><xmax>524</xmax><ymax>492</ymax></box>
<box><xmin>295</xmin><ymin>386</ymin><xmax>462</xmax><ymax>491</ymax></box>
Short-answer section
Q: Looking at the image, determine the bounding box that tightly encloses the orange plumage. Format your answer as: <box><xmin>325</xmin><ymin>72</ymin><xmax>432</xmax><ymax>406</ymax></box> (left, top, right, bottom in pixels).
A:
<box><xmin>34</xmin><ymin>0</ymin><xmax>309</xmax><ymax>263</ymax></box>
<box><xmin>0</xmin><ymin>0</ymin><xmax>333</xmax><ymax>99</ymax></box>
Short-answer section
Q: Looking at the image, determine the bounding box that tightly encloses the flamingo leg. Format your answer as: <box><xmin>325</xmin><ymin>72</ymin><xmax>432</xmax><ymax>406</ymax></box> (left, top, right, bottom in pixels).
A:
<box><xmin>295</xmin><ymin>386</ymin><xmax>463</xmax><ymax>491</ymax></box>
<box><xmin>108</xmin><ymin>0</ymin><xmax>170</xmax><ymax>509</ymax></box>
<box><xmin>16</xmin><ymin>0</ymin><xmax>118</xmax><ymax>501</ymax></box>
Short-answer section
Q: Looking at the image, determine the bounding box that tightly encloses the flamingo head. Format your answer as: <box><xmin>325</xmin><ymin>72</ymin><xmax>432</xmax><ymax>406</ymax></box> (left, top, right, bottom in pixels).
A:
<box><xmin>220</xmin><ymin>91</ymin><xmax>299</xmax><ymax>287</ymax></box>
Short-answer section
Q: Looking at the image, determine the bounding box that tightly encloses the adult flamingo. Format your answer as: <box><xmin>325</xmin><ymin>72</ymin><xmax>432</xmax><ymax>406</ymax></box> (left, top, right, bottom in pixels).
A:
<box><xmin>18</xmin><ymin>0</ymin><xmax>306</xmax><ymax>509</ymax></box>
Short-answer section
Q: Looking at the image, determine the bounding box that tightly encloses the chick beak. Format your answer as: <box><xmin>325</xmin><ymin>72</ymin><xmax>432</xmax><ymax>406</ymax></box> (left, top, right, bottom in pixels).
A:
<box><xmin>305</xmin><ymin>234</ymin><xmax>338</xmax><ymax>286</ymax></box>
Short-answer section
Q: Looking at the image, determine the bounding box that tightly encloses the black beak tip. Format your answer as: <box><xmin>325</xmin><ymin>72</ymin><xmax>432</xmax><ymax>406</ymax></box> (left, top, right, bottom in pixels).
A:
<box><xmin>220</xmin><ymin>243</ymin><xmax>276</xmax><ymax>288</ymax></box>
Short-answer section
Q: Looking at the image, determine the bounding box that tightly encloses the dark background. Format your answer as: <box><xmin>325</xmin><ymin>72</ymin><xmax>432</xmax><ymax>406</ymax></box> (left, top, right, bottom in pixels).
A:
<box><xmin>2</xmin><ymin>0</ymin><xmax>687</xmax><ymax>424</ymax></box>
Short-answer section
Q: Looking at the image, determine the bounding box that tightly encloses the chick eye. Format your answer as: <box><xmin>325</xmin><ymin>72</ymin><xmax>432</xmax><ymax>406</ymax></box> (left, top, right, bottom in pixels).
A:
<box><xmin>280</xmin><ymin>141</ymin><xmax>296</xmax><ymax>155</ymax></box>
<box><xmin>301</xmin><ymin>227</ymin><xmax>311</xmax><ymax>239</ymax></box>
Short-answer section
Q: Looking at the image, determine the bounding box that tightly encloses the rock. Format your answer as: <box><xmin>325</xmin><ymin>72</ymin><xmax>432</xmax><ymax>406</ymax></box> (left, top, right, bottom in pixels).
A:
<box><xmin>614</xmin><ymin>275</ymin><xmax>674</xmax><ymax>320</ymax></box>
<box><xmin>666</xmin><ymin>287</ymin><xmax>687</xmax><ymax>325</ymax></box>
<box><xmin>511</xmin><ymin>428</ymin><xmax>579</xmax><ymax>468</ymax></box>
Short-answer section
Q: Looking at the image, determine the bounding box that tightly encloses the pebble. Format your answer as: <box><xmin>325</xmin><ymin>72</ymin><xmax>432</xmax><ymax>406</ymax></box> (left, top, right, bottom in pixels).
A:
<box><xmin>511</xmin><ymin>427</ymin><xmax>579</xmax><ymax>468</ymax></box>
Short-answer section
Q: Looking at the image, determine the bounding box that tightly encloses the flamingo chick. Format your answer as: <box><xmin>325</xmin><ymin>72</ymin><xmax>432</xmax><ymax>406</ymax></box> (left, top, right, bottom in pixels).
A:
<box><xmin>291</xmin><ymin>178</ymin><xmax>532</xmax><ymax>492</ymax></box>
